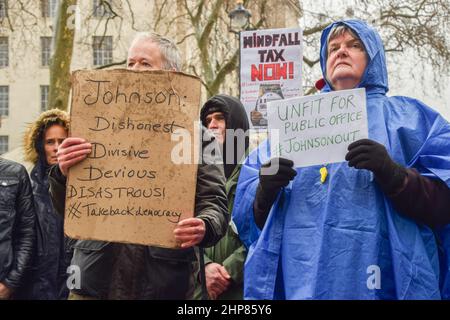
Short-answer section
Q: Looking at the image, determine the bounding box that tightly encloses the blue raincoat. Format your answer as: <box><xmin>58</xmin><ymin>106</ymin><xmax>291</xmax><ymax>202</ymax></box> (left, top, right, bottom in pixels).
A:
<box><xmin>232</xmin><ymin>20</ymin><xmax>450</xmax><ymax>299</ymax></box>
<box><xmin>438</xmin><ymin>226</ymin><xmax>450</xmax><ymax>299</ymax></box>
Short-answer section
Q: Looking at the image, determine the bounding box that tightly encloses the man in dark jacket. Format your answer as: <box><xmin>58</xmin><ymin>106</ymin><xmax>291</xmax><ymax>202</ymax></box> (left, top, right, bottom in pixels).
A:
<box><xmin>194</xmin><ymin>95</ymin><xmax>249</xmax><ymax>300</ymax></box>
<box><xmin>48</xmin><ymin>32</ymin><xmax>228</xmax><ymax>299</ymax></box>
<box><xmin>0</xmin><ymin>157</ymin><xmax>36</xmax><ymax>299</ymax></box>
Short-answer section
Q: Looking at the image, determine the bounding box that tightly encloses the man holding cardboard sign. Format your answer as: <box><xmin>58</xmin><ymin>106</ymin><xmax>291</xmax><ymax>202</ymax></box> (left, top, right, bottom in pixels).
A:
<box><xmin>233</xmin><ymin>20</ymin><xmax>450</xmax><ymax>299</ymax></box>
<box><xmin>49</xmin><ymin>33</ymin><xmax>228</xmax><ymax>299</ymax></box>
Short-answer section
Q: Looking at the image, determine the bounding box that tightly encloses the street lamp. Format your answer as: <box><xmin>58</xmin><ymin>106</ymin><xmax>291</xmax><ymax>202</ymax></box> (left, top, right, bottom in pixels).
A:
<box><xmin>228</xmin><ymin>0</ymin><xmax>251</xmax><ymax>34</ymax></box>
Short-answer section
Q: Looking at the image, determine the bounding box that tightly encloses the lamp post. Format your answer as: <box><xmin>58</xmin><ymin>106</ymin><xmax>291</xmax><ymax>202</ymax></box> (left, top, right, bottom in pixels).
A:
<box><xmin>228</xmin><ymin>0</ymin><xmax>251</xmax><ymax>34</ymax></box>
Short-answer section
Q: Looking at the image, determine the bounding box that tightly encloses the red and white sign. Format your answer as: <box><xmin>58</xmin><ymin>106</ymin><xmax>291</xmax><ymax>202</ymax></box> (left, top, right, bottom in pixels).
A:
<box><xmin>240</xmin><ymin>28</ymin><xmax>303</xmax><ymax>129</ymax></box>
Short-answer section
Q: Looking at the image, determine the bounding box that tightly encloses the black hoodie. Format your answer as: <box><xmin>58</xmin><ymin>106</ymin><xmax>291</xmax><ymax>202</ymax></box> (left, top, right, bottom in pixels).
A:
<box><xmin>200</xmin><ymin>95</ymin><xmax>249</xmax><ymax>179</ymax></box>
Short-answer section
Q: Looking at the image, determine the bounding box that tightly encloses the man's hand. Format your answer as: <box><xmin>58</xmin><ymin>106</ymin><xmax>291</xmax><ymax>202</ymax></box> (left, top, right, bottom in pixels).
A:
<box><xmin>205</xmin><ymin>263</ymin><xmax>231</xmax><ymax>300</ymax></box>
<box><xmin>0</xmin><ymin>282</ymin><xmax>12</xmax><ymax>300</ymax></box>
<box><xmin>346</xmin><ymin>139</ymin><xmax>407</xmax><ymax>193</ymax></box>
<box><xmin>173</xmin><ymin>217</ymin><xmax>206</xmax><ymax>248</ymax></box>
<box><xmin>56</xmin><ymin>137</ymin><xmax>92</xmax><ymax>176</ymax></box>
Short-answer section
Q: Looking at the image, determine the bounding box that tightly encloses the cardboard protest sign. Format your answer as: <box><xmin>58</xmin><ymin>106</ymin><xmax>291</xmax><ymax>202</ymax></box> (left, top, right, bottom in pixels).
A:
<box><xmin>66</xmin><ymin>69</ymin><xmax>201</xmax><ymax>248</ymax></box>
<box><xmin>240</xmin><ymin>28</ymin><xmax>303</xmax><ymax>130</ymax></box>
<box><xmin>268</xmin><ymin>88</ymin><xmax>368</xmax><ymax>167</ymax></box>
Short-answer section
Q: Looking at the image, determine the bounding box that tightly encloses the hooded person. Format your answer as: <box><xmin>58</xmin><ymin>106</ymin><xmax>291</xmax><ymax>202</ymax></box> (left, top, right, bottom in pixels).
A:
<box><xmin>200</xmin><ymin>94</ymin><xmax>250</xmax><ymax>180</ymax></box>
<box><xmin>17</xmin><ymin>109</ymin><xmax>72</xmax><ymax>299</ymax></box>
<box><xmin>232</xmin><ymin>20</ymin><xmax>450</xmax><ymax>299</ymax></box>
<box><xmin>193</xmin><ymin>94</ymin><xmax>250</xmax><ymax>299</ymax></box>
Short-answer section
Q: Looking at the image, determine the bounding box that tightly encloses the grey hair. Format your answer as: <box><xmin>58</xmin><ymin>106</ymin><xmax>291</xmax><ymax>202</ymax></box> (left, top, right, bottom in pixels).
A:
<box><xmin>326</xmin><ymin>25</ymin><xmax>361</xmax><ymax>55</ymax></box>
<box><xmin>325</xmin><ymin>25</ymin><xmax>366</xmax><ymax>89</ymax></box>
<box><xmin>130</xmin><ymin>32</ymin><xmax>182</xmax><ymax>71</ymax></box>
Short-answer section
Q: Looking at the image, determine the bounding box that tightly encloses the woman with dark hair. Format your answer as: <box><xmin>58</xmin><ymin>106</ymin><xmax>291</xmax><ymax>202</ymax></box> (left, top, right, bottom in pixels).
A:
<box><xmin>18</xmin><ymin>109</ymin><xmax>72</xmax><ymax>299</ymax></box>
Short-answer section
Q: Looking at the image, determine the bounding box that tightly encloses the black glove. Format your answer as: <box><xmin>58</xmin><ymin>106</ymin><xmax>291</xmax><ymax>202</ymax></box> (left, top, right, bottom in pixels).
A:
<box><xmin>253</xmin><ymin>157</ymin><xmax>297</xmax><ymax>229</ymax></box>
<box><xmin>345</xmin><ymin>139</ymin><xmax>407</xmax><ymax>194</ymax></box>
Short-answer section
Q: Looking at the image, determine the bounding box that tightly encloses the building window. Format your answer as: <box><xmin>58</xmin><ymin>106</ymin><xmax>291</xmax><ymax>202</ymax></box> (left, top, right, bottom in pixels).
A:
<box><xmin>41</xmin><ymin>0</ymin><xmax>58</xmax><ymax>18</ymax></box>
<box><xmin>0</xmin><ymin>86</ymin><xmax>8</xmax><ymax>117</ymax></box>
<box><xmin>93</xmin><ymin>0</ymin><xmax>113</xmax><ymax>17</ymax></box>
<box><xmin>0</xmin><ymin>136</ymin><xmax>8</xmax><ymax>155</ymax></box>
<box><xmin>0</xmin><ymin>0</ymin><xmax>8</xmax><ymax>18</ymax></box>
<box><xmin>0</xmin><ymin>37</ymin><xmax>8</xmax><ymax>67</ymax></box>
<box><xmin>41</xmin><ymin>37</ymin><xmax>52</xmax><ymax>67</ymax></box>
<box><xmin>41</xmin><ymin>85</ymin><xmax>49</xmax><ymax>111</ymax></box>
<box><xmin>93</xmin><ymin>36</ymin><xmax>113</xmax><ymax>66</ymax></box>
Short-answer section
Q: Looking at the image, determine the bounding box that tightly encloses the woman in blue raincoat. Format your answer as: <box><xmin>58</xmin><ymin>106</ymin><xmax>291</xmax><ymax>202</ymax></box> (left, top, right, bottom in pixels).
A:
<box><xmin>232</xmin><ymin>20</ymin><xmax>450</xmax><ymax>299</ymax></box>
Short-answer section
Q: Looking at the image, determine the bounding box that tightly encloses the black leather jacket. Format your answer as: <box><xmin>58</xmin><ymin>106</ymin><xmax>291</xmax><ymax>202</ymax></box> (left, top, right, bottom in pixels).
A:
<box><xmin>14</xmin><ymin>161</ymin><xmax>71</xmax><ymax>300</ymax></box>
<box><xmin>48</xmin><ymin>129</ymin><xmax>228</xmax><ymax>299</ymax></box>
<box><xmin>0</xmin><ymin>158</ymin><xmax>36</xmax><ymax>292</ymax></box>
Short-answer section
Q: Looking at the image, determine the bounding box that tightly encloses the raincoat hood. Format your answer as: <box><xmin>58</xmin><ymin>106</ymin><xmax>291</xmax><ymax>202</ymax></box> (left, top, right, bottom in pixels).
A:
<box><xmin>320</xmin><ymin>19</ymin><xmax>388</xmax><ymax>95</ymax></box>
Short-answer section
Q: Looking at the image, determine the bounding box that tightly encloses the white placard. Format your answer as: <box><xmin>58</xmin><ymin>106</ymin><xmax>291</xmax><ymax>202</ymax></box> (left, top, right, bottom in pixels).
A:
<box><xmin>240</xmin><ymin>28</ymin><xmax>303</xmax><ymax>130</ymax></box>
<box><xmin>268</xmin><ymin>88</ymin><xmax>368</xmax><ymax>168</ymax></box>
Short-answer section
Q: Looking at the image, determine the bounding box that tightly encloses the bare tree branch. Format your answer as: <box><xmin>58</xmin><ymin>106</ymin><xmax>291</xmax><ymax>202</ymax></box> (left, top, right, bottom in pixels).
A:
<box><xmin>303</xmin><ymin>23</ymin><xmax>330</xmax><ymax>37</ymax></box>
<box><xmin>153</xmin><ymin>0</ymin><xmax>168</xmax><ymax>30</ymax></box>
<box><xmin>176</xmin><ymin>32</ymin><xmax>195</xmax><ymax>45</ymax></box>
<box><xmin>124</xmin><ymin>0</ymin><xmax>138</xmax><ymax>31</ymax></box>
<box><xmin>95</xmin><ymin>59</ymin><xmax>126</xmax><ymax>69</ymax></box>
<box><xmin>303</xmin><ymin>57</ymin><xmax>320</xmax><ymax>68</ymax></box>
<box><xmin>209</xmin><ymin>49</ymin><xmax>239</xmax><ymax>94</ymax></box>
